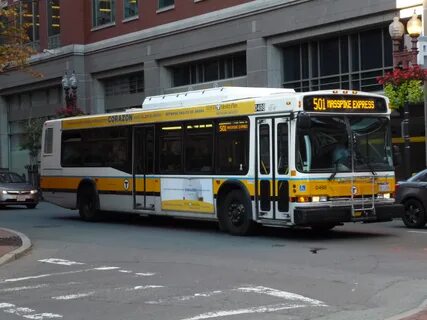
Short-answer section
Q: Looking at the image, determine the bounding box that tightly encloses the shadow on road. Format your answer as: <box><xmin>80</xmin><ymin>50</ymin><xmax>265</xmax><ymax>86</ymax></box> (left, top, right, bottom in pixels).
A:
<box><xmin>50</xmin><ymin>210</ymin><xmax>397</xmax><ymax>242</ymax></box>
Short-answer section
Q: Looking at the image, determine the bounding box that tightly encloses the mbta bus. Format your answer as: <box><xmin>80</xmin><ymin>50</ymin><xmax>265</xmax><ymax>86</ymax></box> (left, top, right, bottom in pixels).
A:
<box><xmin>40</xmin><ymin>87</ymin><xmax>403</xmax><ymax>235</ymax></box>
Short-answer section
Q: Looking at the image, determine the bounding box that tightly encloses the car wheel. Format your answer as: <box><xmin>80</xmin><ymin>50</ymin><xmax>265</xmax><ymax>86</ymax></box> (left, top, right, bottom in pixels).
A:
<box><xmin>219</xmin><ymin>190</ymin><xmax>255</xmax><ymax>236</ymax></box>
<box><xmin>78</xmin><ymin>187</ymin><xmax>99</xmax><ymax>222</ymax></box>
<box><xmin>26</xmin><ymin>204</ymin><xmax>37</xmax><ymax>209</ymax></box>
<box><xmin>402</xmin><ymin>199</ymin><xmax>426</xmax><ymax>228</ymax></box>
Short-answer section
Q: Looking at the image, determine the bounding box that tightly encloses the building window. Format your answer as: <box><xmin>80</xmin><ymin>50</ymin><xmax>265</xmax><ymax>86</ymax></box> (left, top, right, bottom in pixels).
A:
<box><xmin>93</xmin><ymin>0</ymin><xmax>115</xmax><ymax>27</ymax></box>
<box><xmin>158</xmin><ymin>0</ymin><xmax>174</xmax><ymax>9</ymax></box>
<box><xmin>104</xmin><ymin>73</ymin><xmax>144</xmax><ymax>97</ymax></box>
<box><xmin>171</xmin><ymin>52</ymin><xmax>247</xmax><ymax>87</ymax></box>
<box><xmin>16</xmin><ymin>0</ymin><xmax>39</xmax><ymax>47</ymax></box>
<box><xmin>282</xmin><ymin>25</ymin><xmax>393</xmax><ymax>92</ymax></box>
<box><xmin>124</xmin><ymin>0</ymin><xmax>138</xmax><ymax>19</ymax></box>
<box><xmin>47</xmin><ymin>0</ymin><xmax>60</xmax><ymax>36</ymax></box>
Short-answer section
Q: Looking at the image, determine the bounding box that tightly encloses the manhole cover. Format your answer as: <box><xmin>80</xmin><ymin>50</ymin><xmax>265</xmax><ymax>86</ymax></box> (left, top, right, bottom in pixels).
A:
<box><xmin>0</xmin><ymin>236</ymin><xmax>22</xmax><ymax>246</ymax></box>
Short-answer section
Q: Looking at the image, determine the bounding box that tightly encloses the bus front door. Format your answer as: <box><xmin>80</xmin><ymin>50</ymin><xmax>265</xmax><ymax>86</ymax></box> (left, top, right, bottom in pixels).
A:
<box><xmin>133</xmin><ymin>126</ymin><xmax>156</xmax><ymax>211</ymax></box>
<box><xmin>256</xmin><ymin>118</ymin><xmax>290</xmax><ymax>221</ymax></box>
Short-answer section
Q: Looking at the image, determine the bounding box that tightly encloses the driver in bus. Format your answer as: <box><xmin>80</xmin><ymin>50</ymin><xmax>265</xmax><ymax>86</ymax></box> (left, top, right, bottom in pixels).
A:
<box><xmin>333</xmin><ymin>144</ymin><xmax>350</xmax><ymax>170</ymax></box>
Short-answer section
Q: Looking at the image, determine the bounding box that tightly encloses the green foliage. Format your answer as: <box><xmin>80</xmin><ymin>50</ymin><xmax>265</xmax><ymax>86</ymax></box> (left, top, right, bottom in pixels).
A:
<box><xmin>383</xmin><ymin>80</ymin><xmax>424</xmax><ymax>109</ymax></box>
<box><xmin>20</xmin><ymin>118</ymin><xmax>47</xmax><ymax>165</ymax></box>
<box><xmin>377</xmin><ymin>66</ymin><xmax>427</xmax><ymax>109</ymax></box>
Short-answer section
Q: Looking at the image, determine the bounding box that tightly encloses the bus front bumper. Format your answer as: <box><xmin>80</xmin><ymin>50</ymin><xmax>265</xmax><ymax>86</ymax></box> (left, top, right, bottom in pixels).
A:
<box><xmin>293</xmin><ymin>204</ymin><xmax>404</xmax><ymax>226</ymax></box>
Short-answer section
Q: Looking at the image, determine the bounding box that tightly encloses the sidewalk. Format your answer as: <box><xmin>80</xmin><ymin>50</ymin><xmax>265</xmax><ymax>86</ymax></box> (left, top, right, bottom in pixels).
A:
<box><xmin>0</xmin><ymin>227</ymin><xmax>32</xmax><ymax>266</ymax></box>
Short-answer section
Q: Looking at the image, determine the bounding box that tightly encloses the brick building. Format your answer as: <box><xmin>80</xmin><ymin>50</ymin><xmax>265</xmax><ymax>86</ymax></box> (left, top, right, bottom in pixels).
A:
<box><xmin>0</xmin><ymin>0</ymin><xmax>423</xmax><ymax>174</ymax></box>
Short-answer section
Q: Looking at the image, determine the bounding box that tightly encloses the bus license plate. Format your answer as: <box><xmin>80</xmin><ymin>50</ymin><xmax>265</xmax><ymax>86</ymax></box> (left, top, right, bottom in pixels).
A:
<box><xmin>354</xmin><ymin>211</ymin><xmax>362</xmax><ymax>217</ymax></box>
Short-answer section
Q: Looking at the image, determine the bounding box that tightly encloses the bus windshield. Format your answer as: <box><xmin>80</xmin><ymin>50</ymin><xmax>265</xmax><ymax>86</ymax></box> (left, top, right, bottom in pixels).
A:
<box><xmin>296</xmin><ymin>115</ymin><xmax>393</xmax><ymax>173</ymax></box>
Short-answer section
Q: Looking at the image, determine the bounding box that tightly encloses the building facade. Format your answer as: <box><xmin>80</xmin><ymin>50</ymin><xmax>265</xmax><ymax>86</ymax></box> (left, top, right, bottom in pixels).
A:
<box><xmin>0</xmin><ymin>0</ymin><xmax>422</xmax><ymax>175</ymax></box>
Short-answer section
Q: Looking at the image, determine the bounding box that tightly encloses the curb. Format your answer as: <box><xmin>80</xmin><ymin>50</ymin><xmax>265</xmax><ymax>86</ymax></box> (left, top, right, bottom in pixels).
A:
<box><xmin>0</xmin><ymin>228</ymin><xmax>32</xmax><ymax>266</ymax></box>
<box><xmin>385</xmin><ymin>299</ymin><xmax>427</xmax><ymax>320</ymax></box>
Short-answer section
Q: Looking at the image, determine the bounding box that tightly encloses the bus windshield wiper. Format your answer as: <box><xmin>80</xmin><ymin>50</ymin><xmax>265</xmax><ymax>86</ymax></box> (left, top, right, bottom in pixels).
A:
<box><xmin>329</xmin><ymin>160</ymin><xmax>339</xmax><ymax>180</ymax></box>
<box><xmin>356</xmin><ymin>153</ymin><xmax>376</xmax><ymax>176</ymax></box>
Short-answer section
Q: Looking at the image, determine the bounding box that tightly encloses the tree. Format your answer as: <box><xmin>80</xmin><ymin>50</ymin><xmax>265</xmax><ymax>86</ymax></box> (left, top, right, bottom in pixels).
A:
<box><xmin>0</xmin><ymin>4</ymin><xmax>39</xmax><ymax>76</ymax></box>
<box><xmin>20</xmin><ymin>117</ymin><xmax>46</xmax><ymax>167</ymax></box>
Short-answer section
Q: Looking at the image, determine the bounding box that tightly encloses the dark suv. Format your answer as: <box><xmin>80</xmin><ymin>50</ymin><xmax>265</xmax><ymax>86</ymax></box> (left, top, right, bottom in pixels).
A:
<box><xmin>396</xmin><ymin>169</ymin><xmax>427</xmax><ymax>228</ymax></box>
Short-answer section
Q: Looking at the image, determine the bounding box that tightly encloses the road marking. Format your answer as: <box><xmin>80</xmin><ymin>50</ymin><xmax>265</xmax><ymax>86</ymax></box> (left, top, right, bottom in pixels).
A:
<box><xmin>52</xmin><ymin>292</ymin><xmax>95</xmax><ymax>300</ymax></box>
<box><xmin>408</xmin><ymin>231</ymin><xmax>427</xmax><ymax>234</ymax></box>
<box><xmin>127</xmin><ymin>285</ymin><xmax>164</xmax><ymax>291</ymax></box>
<box><xmin>135</xmin><ymin>272</ymin><xmax>156</xmax><ymax>276</ymax></box>
<box><xmin>0</xmin><ymin>303</ymin><xmax>62</xmax><ymax>319</ymax></box>
<box><xmin>236</xmin><ymin>286</ymin><xmax>326</xmax><ymax>306</ymax></box>
<box><xmin>0</xmin><ymin>284</ymin><xmax>49</xmax><ymax>292</ymax></box>
<box><xmin>146</xmin><ymin>290</ymin><xmax>223</xmax><ymax>304</ymax></box>
<box><xmin>93</xmin><ymin>266</ymin><xmax>121</xmax><ymax>270</ymax></box>
<box><xmin>38</xmin><ymin>259</ymin><xmax>85</xmax><ymax>266</ymax></box>
<box><xmin>179</xmin><ymin>303</ymin><xmax>306</xmax><ymax>320</ymax></box>
<box><xmin>119</xmin><ymin>270</ymin><xmax>133</xmax><ymax>273</ymax></box>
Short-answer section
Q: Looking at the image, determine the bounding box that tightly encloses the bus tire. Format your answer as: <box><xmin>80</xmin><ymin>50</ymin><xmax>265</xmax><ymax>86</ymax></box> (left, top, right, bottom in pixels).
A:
<box><xmin>78</xmin><ymin>187</ymin><xmax>99</xmax><ymax>222</ymax></box>
<box><xmin>219</xmin><ymin>190</ymin><xmax>255</xmax><ymax>236</ymax></box>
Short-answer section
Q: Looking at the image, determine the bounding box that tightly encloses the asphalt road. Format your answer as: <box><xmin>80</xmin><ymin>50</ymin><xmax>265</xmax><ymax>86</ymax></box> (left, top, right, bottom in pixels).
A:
<box><xmin>0</xmin><ymin>202</ymin><xmax>426</xmax><ymax>320</ymax></box>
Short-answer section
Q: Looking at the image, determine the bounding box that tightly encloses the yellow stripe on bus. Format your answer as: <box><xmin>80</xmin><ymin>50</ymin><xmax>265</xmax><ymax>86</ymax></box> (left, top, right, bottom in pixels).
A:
<box><xmin>392</xmin><ymin>136</ymin><xmax>426</xmax><ymax>143</ymax></box>
<box><xmin>61</xmin><ymin>101</ymin><xmax>256</xmax><ymax>130</ymax></box>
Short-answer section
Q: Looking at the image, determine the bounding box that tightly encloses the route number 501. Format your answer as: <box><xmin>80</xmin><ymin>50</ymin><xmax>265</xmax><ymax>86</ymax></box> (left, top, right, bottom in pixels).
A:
<box><xmin>313</xmin><ymin>98</ymin><xmax>326</xmax><ymax>111</ymax></box>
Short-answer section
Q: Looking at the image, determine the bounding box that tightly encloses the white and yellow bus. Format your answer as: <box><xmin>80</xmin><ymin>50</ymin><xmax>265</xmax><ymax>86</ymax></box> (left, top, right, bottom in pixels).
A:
<box><xmin>40</xmin><ymin>87</ymin><xmax>403</xmax><ymax>235</ymax></box>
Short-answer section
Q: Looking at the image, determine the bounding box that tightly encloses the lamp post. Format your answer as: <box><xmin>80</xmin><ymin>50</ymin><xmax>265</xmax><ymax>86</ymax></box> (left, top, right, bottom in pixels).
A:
<box><xmin>61</xmin><ymin>71</ymin><xmax>78</xmax><ymax>112</ymax></box>
<box><xmin>389</xmin><ymin>13</ymin><xmax>422</xmax><ymax>179</ymax></box>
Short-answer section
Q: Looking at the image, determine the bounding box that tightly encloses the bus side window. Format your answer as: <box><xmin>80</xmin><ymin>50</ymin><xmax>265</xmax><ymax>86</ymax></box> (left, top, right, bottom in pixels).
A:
<box><xmin>277</xmin><ymin>123</ymin><xmax>288</xmax><ymax>174</ymax></box>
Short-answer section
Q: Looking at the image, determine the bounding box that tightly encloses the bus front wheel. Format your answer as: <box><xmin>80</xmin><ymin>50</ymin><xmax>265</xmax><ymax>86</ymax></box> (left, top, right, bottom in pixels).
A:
<box><xmin>78</xmin><ymin>187</ymin><xmax>99</xmax><ymax>222</ymax></box>
<box><xmin>219</xmin><ymin>190</ymin><xmax>255</xmax><ymax>236</ymax></box>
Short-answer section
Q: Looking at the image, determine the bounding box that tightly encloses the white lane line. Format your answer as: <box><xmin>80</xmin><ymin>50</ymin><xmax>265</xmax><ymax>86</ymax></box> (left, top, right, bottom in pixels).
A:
<box><xmin>38</xmin><ymin>259</ymin><xmax>85</xmax><ymax>266</ymax></box>
<box><xmin>52</xmin><ymin>292</ymin><xmax>95</xmax><ymax>300</ymax></box>
<box><xmin>135</xmin><ymin>272</ymin><xmax>156</xmax><ymax>276</ymax></box>
<box><xmin>0</xmin><ymin>284</ymin><xmax>49</xmax><ymax>292</ymax></box>
<box><xmin>408</xmin><ymin>231</ymin><xmax>427</xmax><ymax>234</ymax></box>
<box><xmin>23</xmin><ymin>313</ymin><xmax>62</xmax><ymax>319</ymax></box>
<box><xmin>146</xmin><ymin>290</ymin><xmax>223</xmax><ymax>304</ymax></box>
<box><xmin>127</xmin><ymin>285</ymin><xmax>164</xmax><ymax>291</ymax></box>
<box><xmin>236</xmin><ymin>286</ymin><xmax>327</xmax><ymax>306</ymax></box>
<box><xmin>0</xmin><ymin>303</ymin><xmax>62</xmax><ymax>319</ymax></box>
<box><xmin>93</xmin><ymin>266</ymin><xmax>121</xmax><ymax>271</ymax></box>
<box><xmin>179</xmin><ymin>303</ymin><xmax>306</xmax><ymax>320</ymax></box>
<box><xmin>119</xmin><ymin>270</ymin><xmax>133</xmax><ymax>273</ymax></box>
<box><xmin>1</xmin><ymin>269</ymin><xmax>94</xmax><ymax>283</ymax></box>
<box><xmin>1</xmin><ymin>266</ymin><xmax>129</xmax><ymax>284</ymax></box>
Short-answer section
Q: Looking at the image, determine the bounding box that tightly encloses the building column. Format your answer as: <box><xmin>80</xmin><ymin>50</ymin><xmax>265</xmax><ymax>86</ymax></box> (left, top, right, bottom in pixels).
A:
<box><xmin>91</xmin><ymin>78</ymin><xmax>106</xmax><ymax>115</ymax></box>
<box><xmin>144</xmin><ymin>59</ymin><xmax>166</xmax><ymax>98</ymax></box>
<box><xmin>247</xmin><ymin>38</ymin><xmax>283</xmax><ymax>88</ymax></box>
<box><xmin>0</xmin><ymin>97</ymin><xmax>8</xmax><ymax>170</ymax></box>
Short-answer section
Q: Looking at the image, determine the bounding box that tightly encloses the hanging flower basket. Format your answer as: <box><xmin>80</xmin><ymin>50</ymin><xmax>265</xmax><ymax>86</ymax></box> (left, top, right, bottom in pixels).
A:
<box><xmin>377</xmin><ymin>65</ymin><xmax>427</xmax><ymax>109</ymax></box>
<box><xmin>56</xmin><ymin>106</ymin><xmax>85</xmax><ymax>118</ymax></box>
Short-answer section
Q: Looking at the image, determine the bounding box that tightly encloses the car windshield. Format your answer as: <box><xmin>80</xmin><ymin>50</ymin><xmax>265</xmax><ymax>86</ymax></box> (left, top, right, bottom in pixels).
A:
<box><xmin>407</xmin><ymin>169</ymin><xmax>427</xmax><ymax>182</ymax></box>
<box><xmin>0</xmin><ymin>172</ymin><xmax>25</xmax><ymax>183</ymax></box>
<box><xmin>296</xmin><ymin>115</ymin><xmax>393</xmax><ymax>173</ymax></box>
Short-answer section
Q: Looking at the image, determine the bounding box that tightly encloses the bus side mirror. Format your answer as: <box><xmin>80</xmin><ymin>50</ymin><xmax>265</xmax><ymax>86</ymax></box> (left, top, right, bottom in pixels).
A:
<box><xmin>393</xmin><ymin>145</ymin><xmax>402</xmax><ymax>167</ymax></box>
<box><xmin>298</xmin><ymin>113</ymin><xmax>311</xmax><ymax>130</ymax></box>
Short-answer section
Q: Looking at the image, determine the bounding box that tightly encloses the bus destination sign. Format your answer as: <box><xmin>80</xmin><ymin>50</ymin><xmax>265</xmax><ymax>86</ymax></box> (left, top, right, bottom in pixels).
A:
<box><xmin>303</xmin><ymin>95</ymin><xmax>387</xmax><ymax>113</ymax></box>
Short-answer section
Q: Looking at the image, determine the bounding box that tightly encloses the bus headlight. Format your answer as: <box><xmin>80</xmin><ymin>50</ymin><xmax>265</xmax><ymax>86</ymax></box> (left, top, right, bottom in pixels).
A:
<box><xmin>312</xmin><ymin>196</ymin><xmax>328</xmax><ymax>202</ymax></box>
<box><xmin>377</xmin><ymin>193</ymin><xmax>390</xmax><ymax>199</ymax></box>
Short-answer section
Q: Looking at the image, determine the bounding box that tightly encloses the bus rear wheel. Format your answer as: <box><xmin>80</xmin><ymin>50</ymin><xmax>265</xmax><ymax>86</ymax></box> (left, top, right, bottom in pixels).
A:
<box><xmin>219</xmin><ymin>190</ymin><xmax>255</xmax><ymax>236</ymax></box>
<box><xmin>78</xmin><ymin>187</ymin><xmax>99</xmax><ymax>222</ymax></box>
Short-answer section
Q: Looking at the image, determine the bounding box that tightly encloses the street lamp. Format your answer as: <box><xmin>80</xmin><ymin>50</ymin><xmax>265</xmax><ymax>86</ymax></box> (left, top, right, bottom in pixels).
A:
<box><xmin>388</xmin><ymin>13</ymin><xmax>422</xmax><ymax>179</ymax></box>
<box><xmin>61</xmin><ymin>71</ymin><xmax>78</xmax><ymax>112</ymax></box>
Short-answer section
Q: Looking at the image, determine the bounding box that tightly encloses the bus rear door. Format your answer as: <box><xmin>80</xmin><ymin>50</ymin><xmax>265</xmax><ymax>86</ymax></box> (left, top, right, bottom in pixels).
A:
<box><xmin>133</xmin><ymin>126</ymin><xmax>156</xmax><ymax>211</ymax></box>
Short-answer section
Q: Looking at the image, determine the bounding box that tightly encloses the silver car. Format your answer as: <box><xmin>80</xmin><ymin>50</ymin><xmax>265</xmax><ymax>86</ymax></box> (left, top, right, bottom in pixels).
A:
<box><xmin>0</xmin><ymin>171</ymin><xmax>39</xmax><ymax>209</ymax></box>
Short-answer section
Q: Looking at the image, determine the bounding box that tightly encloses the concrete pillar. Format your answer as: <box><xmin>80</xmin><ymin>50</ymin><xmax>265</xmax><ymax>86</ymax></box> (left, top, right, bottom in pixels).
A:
<box><xmin>91</xmin><ymin>78</ymin><xmax>106</xmax><ymax>115</ymax></box>
<box><xmin>0</xmin><ymin>97</ymin><xmax>8</xmax><ymax>169</ymax></box>
<box><xmin>246</xmin><ymin>38</ymin><xmax>268</xmax><ymax>87</ymax></box>
<box><xmin>144</xmin><ymin>59</ymin><xmax>163</xmax><ymax>97</ymax></box>
<box><xmin>247</xmin><ymin>38</ymin><xmax>283</xmax><ymax>88</ymax></box>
